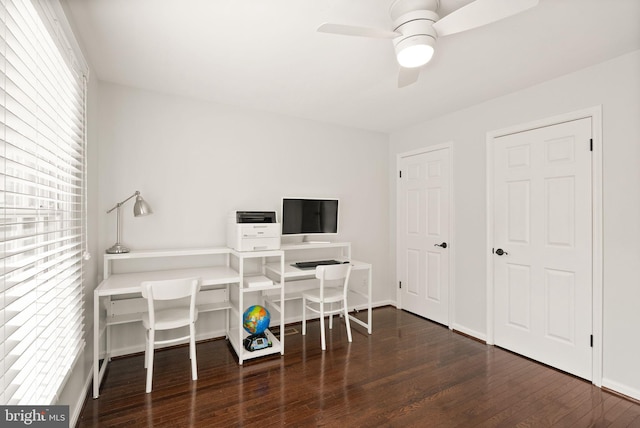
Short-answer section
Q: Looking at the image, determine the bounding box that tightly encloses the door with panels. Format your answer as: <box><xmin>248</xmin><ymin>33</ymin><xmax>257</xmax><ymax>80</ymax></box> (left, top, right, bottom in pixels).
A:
<box><xmin>397</xmin><ymin>145</ymin><xmax>451</xmax><ymax>325</ymax></box>
<box><xmin>492</xmin><ymin>118</ymin><xmax>592</xmax><ymax>380</ymax></box>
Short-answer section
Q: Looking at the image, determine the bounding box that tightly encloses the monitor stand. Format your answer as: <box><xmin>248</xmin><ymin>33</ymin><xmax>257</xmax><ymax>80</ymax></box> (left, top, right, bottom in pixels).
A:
<box><xmin>302</xmin><ymin>235</ymin><xmax>331</xmax><ymax>244</ymax></box>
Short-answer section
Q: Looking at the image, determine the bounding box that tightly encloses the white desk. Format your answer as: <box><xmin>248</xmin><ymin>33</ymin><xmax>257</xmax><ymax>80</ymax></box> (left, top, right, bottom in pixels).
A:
<box><xmin>93</xmin><ymin>248</ymin><xmax>239</xmax><ymax>398</ymax></box>
<box><xmin>264</xmin><ymin>242</ymin><xmax>373</xmax><ymax>334</ymax></box>
<box><xmin>93</xmin><ymin>243</ymin><xmax>372</xmax><ymax>397</ymax></box>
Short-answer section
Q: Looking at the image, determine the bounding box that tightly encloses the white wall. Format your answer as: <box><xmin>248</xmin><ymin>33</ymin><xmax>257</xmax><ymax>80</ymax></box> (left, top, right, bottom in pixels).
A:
<box><xmin>97</xmin><ymin>82</ymin><xmax>392</xmax><ymax>353</ymax></box>
<box><xmin>389</xmin><ymin>50</ymin><xmax>640</xmax><ymax>400</ymax></box>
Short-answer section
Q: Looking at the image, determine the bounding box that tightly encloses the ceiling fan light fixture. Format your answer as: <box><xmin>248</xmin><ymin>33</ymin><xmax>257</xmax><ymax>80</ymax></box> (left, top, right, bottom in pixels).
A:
<box><xmin>316</xmin><ymin>0</ymin><xmax>539</xmax><ymax>87</ymax></box>
<box><xmin>395</xmin><ymin>35</ymin><xmax>435</xmax><ymax>68</ymax></box>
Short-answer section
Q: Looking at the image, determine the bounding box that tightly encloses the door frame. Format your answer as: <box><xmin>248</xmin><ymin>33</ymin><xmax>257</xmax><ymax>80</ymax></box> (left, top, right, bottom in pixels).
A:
<box><xmin>485</xmin><ymin>106</ymin><xmax>603</xmax><ymax>386</ymax></box>
<box><xmin>396</xmin><ymin>142</ymin><xmax>455</xmax><ymax>328</ymax></box>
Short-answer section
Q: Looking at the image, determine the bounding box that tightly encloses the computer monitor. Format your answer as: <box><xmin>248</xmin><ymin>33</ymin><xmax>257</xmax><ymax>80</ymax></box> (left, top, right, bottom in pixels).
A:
<box><xmin>281</xmin><ymin>197</ymin><xmax>339</xmax><ymax>236</ymax></box>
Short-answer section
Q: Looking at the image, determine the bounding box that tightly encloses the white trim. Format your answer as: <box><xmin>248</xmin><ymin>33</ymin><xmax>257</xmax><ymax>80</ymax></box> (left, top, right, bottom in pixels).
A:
<box><xmin>602</xmin><ymin>378</ymin><xmax>640</xmax><ymax>402</ymax></box>
<box><xmin>452</xmin><ymin>323</ymin><xmax>487</xmax><ymax>343</ymax></box>
<box><xmin>448</xmin><ymin>144</ymin><xmax>456</xmax><ymax>330</ymax></box>
<box><xmin>71</xmin><ymin>370</ymin><xmax>93</xmax><ymax>428</ymax></box>
<box><xmin>486</xmin><ymin>130</ymin><xmax>495</xmax><ymax>345</ymax></box>
<box><xmin>396</xmin><ymin>142</ymin><xmax>455</xmax><ymax>328</ymax></box>
<box><xmin>485</xmin><ymin>106</ymin><xmax>603</xmax><ymax>386</ymax></box>
<box><xmin>31</xmin><ymin>0</ymin><xmax>89</xmax><ymax>76</ymax></box>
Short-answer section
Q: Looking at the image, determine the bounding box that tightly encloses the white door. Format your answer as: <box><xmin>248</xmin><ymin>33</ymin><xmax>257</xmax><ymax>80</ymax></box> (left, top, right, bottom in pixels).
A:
<box><xmin>398</xmin><ymin>146</ymin><xmax>450</xmax><ymax>325</ymax></box>
<box><xmin>492</xmin><ymin>118</ymin><xmax>592</xmax><ymax>380</ymax></box>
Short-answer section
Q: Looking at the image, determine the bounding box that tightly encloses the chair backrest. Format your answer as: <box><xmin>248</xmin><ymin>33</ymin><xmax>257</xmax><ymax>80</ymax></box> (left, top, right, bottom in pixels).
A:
<box><xmin>315</xmin><ymin>264</ymin><xmax>352</xmax><ymax>299</ymax></box>
<box><xmin>141</xmin><ymin>277</ymin><xmax>201</xmax><ymax>327</ymax></box>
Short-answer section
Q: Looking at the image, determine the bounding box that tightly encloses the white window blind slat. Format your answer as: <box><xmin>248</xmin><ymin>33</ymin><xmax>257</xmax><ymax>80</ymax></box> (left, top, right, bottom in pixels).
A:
<box><xmin>3</xmin><ymin>255</ymin><xmax>82</xmax><ymax>308</ymax></box>
<box><xmin>2</xmin><ymin>232</ymin><xmax>83</xmax><ymax>261</ymax></box>
<box><xmin>0</xmin><ymin>0</ymin><xmax>86</xmax><ymax>405</ymax></box>
<box><xmin>2</xmin><ymin>219</ymin><xmax>82</xmax><ymax>242</ymax></box>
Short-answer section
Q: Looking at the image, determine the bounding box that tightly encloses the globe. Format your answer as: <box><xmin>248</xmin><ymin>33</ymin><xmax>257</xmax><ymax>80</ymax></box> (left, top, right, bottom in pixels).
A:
<box><xmin>242</xmin><ymin>305</ymin><xmax>270</xmax><ymax>335</ymax></box>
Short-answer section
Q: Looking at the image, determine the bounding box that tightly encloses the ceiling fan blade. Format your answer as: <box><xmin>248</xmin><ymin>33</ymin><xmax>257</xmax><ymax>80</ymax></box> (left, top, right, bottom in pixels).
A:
<box><xmin>398</xmin><ymin>67</ymin><xmax>420</xmax><ymax>88</ymax></box>
<box><xmin>433</xmin><ymin>0</ymin><xmax>538</xmax><ymax>37</ymax></box>
<box><xmin>317</xmin><ymin>23</ymin><xmax>400</xmax><ymax>39</ymax></box>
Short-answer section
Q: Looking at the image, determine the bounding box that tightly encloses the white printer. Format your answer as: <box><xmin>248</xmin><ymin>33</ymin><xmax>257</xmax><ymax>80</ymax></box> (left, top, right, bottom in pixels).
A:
<box><xmin>227</xmin><ymin>211</ymin><xmax>281</xmax><ymax>251</ymax></box>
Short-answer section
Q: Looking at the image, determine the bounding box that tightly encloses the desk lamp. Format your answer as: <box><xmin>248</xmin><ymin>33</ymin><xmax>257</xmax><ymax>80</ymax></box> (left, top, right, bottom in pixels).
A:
<box><xmin>106</xmin><ymin>190</ymin><xmax>153</xmax><ymax>254</ymax></box>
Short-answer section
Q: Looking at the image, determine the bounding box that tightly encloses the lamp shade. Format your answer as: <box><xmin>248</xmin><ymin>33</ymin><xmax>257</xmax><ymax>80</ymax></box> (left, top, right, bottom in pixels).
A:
<box><xmin>133</xmin><ymin>194</ymin><xmax>153</xmax><ymax>217</ymax></box>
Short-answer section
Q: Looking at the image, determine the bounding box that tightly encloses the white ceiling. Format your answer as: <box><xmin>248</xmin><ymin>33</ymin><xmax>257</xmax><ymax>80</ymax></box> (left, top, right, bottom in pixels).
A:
<box><xmin>63</xmin><ymin>0</ymin><xmax>640</xmax><ymax>133</ymax></box>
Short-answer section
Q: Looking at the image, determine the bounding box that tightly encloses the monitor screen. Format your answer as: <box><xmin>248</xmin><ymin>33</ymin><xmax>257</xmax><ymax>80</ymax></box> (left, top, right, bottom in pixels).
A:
<box><xmin>281</xmin><ymin>198</ymin><xmax>339</xmax><ymax>235</ymax></box>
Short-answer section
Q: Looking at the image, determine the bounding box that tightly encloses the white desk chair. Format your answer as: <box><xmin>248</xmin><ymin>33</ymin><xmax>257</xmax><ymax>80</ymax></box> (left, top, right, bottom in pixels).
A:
<box><xmin>302</xmin><ymin>264</ymin><xmax>353</xmax><ymax>350</ymax></box>
<box><xmin>141</xmin><ymin>277</ymin><xmax>201</xmax><ymax>393</ymax></box>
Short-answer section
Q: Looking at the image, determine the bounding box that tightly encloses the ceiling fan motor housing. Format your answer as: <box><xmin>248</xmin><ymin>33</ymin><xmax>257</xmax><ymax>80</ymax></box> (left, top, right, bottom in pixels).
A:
<box><xmin>389</xmin><ymin>0</ymin><xmax>439</xmax><ymax>19</ymax></box>
<box><xmin>392</xmin><ymin>9</ymin><xmax>439</xmax><ymax>68</ymax></box>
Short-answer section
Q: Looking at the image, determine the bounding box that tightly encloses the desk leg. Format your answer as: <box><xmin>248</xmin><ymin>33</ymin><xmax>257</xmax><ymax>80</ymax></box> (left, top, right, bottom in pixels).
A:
<box><xmin>347</xmin><ymin>266</ymin><xmax>373</xmax><ymax>334</ymax></box>
<box><xmin>367</xmin><ymin>266</ymin><xmax>372</xmax><ymax>334</ymax></box>
<box><xmin>225</xmin><ymin>284</ymin><xmax>229</xmax><ymax>338</ymax></box>
<box><xmin>238</xmin><ymin>260</ymin><xmax>244</xmax><ymax>365</ymax></box>
<box><xmin>93</xmin><ymin>291</ymin><xmax>100</xmax><ymax>398</ymax></box>
<box><xmin>279</xmin><ymin>257</ymin><xmax>285</xmax><ymax>355</ymax></box>
<box><xmin>106</xmin><ymin>301</ymin><xmax>112</xmax><ymax>360</ymax></box>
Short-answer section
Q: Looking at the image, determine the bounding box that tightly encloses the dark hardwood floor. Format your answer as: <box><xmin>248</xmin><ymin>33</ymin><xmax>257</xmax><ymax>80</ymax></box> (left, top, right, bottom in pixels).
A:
<box><xmin>78</xmin><ymin>307</ymin><xmax>640</xmax><ymax>427</ymax></box>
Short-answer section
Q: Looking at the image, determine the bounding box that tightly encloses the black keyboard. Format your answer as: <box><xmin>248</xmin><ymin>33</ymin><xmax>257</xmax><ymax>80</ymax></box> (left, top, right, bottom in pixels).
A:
<box><xmin>293</xmin><ymin>260</ymin><xmax>341</xmax><ymax>269</ymax></box>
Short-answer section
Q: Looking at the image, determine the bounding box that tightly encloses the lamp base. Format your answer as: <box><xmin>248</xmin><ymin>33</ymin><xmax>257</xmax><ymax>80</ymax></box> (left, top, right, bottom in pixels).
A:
<box><xmin>106</xmin><ymin>244</ymin><xmax>130</xmax><ymax>254</ymax></box>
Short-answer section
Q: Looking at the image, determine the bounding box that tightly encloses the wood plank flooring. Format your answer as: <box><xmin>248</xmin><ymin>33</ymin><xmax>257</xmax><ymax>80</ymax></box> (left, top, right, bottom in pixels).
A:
<box><xmin>78</xmin><ymin>307</ymin><xmax>640</xmax><ymax>427</ymax></box>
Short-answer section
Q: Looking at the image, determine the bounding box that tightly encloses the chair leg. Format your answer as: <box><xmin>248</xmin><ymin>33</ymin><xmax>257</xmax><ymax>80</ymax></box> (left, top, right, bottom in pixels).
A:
<box><xmin>144</xmin><ymin>331</ymin><xmax>149</xmax><ymax>369</ymax></box>
<box><xmin>302</xmin><ymin>298</ymin><xmax>307</xmax><ymax>336</ymax></box>
<box><xmin>344</xmin><ymin>300</ymin><xmax>352</xmax><ymax>343</ymax></box>
<box><xmin>146</xmin><ymin>330</ymin><xmax>155</xmax><ymax>393</ymax></box>
<box><xmin>190</xmin><ymin>323</ymin><xmax>198</xmax><ymax>381</ymax></box>
<box><xmin>329</xmin><ymin>302</ymin><xmax>333</xmax><ymax>330</ymax></box>
<box><xmin>320</xmin><ymin>303</ymin><xmax>326</xmax><ymax>351</ymax></box>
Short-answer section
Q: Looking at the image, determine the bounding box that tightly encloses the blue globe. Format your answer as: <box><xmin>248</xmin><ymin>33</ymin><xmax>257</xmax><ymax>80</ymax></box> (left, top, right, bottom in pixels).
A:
<box><xmin>242</xmin><ymin>305</ymin><xmax>271</xmax><ymax>335</ymax></box>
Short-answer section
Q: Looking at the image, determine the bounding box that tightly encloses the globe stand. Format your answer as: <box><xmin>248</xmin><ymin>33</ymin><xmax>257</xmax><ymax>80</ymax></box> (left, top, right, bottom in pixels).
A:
<box><xmin>243</xmin><ymin>332</ymin><xmax>272</xmax><ymax>352</ymax></box>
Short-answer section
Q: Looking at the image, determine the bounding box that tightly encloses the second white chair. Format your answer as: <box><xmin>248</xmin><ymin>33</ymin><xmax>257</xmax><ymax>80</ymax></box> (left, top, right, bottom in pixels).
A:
<box><xmin>302</xmin><ymin>263</ymin><xmax>353</xmax><ymax>350</ymax></box>
<box><xmin>141</xmin><ymin>277</ymin><xmax>201</xmax><ymax>393</ymax></box>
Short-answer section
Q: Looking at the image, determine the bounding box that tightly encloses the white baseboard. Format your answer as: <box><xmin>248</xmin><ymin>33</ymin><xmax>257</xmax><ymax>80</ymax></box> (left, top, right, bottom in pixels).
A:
<box><xmin>373</xmin><ymin>299</ymin><xmax>397</xmax><ymax>308</ymax></box>
<box><xmin>602</xmin><ymin>377</ymin><xmax>640</xmax><ymax>401</ymax></box>
<box><xmin>451</xmin><ymin>323</ymin><xmax>487</xmax><ymax>343</ymax></box>
<box><xmin>447</xmin><ymin>328</ymin><xmax>639</xmax><ymax>402</ymax></box>
<box><xmin>71</xmin><ymin>368</ymin><xmax>94</xmax><ymax>428</ymax></box>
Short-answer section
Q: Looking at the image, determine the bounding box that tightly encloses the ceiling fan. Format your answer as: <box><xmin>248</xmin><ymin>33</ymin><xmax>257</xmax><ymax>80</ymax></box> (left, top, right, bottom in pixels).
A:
<box><xmin>317</xmin><ymin>0</ymin><xmax>539</xmax><ymax>88</ymax></box>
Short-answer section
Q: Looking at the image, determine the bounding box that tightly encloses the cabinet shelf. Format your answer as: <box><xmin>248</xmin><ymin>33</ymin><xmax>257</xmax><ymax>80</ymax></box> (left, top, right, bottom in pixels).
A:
<box><xmin>104</xmin><ymin>247</ymin><xmax>231</xmax><ymax>260</ymax></box>
<box><xmin>227</xmin><ymin>328</ymin><xmax>282</xmax><ymax>362</ymax></box>
<box><xmin>240</xmin><ymin>282</ymin><xmax>281</xmax><ymax>292</ymax></box>
<box><xmin>106</xmin><ymin>301</ymin><xmax>231</xmax><ymax>326</ymax></box>
<box><xmin>228</xmin><ymin>249</ymin><xmax>285</xmax><ymax>364</ymax></box>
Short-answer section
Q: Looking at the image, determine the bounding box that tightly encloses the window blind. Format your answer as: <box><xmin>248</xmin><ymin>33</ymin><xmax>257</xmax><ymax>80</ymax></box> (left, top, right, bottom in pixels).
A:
<box><xmin>0</xmin><ymin>0</ymin><xmax>86</xmax><ymax>405</ymax></box>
